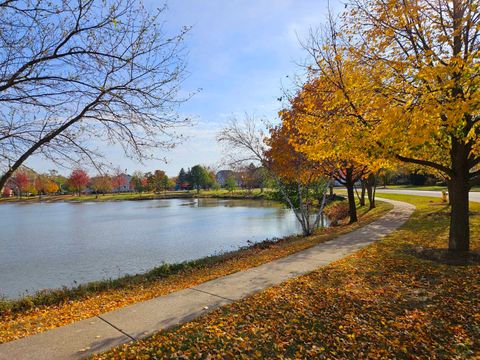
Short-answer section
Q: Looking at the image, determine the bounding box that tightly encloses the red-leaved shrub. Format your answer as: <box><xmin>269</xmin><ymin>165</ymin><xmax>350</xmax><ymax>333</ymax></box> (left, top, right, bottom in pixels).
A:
<box><xmin>324</xmin><ymin>201</ymin><xmax>349</xmax><ymax>225</ymax></box>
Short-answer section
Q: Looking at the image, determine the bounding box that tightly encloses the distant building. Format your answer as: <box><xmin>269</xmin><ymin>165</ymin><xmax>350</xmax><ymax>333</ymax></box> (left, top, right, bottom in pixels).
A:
<box><xmin>215</xmin><ymin>170</ymin><xmax>243</xmax><ymax>187</ymax></box>
<box><xmin>215</xmin><ymin>170</ymin><xmax>234</xmax><ymax>186</ymax></box>
<box><xmin>113</xmin><ymin>173</ymin><xmax>132</xmax><ymax>192</ymax></box>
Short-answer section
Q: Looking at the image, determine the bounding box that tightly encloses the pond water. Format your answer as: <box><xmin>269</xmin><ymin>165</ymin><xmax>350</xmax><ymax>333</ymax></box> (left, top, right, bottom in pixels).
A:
<box><xmin>0</xmin><ymin>198</ymin><xmax>304</xmax><ymax>299</ymax></box>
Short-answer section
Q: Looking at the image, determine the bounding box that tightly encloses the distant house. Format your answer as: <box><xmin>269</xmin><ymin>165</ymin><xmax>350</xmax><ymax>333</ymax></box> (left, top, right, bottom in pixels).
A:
<box><xmin>215</xmin><ymin>170</ymin><xmax>234</xmax><ymax>186</ymax></box>
<box><xmin>113</xmin><ymin>173</ymin><xmax>132</xmax><ymax>192</ymax></box>
<box><xmin>215</xmin><ymin>170</ymin><xmax>242</xmax><ymax>187</ymax></box>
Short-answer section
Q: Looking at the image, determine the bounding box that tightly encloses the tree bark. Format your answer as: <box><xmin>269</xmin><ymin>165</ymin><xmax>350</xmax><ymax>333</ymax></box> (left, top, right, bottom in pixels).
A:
<box><xmin>360</xmin><ymin>182</ymin><xmax>366</xmax><ymax>206</ymax></box>
<box><xmin>448</xmin><ymin>178</ymin><xmax>469</xmax><ymax>252</ymax></box>
<box><xmin>447</xmin><ymin>139</ymin><xmax>470</xmax><ymax>252</ymax></box>
<box><xmin>366</xmin><ymin>173</ymin><xmax>376</xmax><ymax>209</ymax></box>
<box><xmin>345</xmin><ymin>167</ymin><xmax>358</xmax><ymax>223</ymax></box>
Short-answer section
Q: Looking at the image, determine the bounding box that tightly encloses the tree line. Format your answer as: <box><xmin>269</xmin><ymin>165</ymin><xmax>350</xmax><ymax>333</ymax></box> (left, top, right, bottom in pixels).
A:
<box><xmin>3</xmin><ymin>168</ymin><xmax>130</xmax><ymax>197</ymax></box>
<box><xmin>2</xmin><ymin>163</ymin><xmax>272</xmax><ymax>197</ymax></box>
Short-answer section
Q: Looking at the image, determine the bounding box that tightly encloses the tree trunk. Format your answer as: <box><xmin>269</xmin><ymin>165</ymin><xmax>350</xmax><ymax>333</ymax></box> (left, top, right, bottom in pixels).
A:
<box><xmin>448</xmin><ymin>178</ymin><xmax>469</xmax><ymax>252</ymax></box>
<box><xmin>366</xmin><ymin>173</ymin><xmax>376</xmax><ymax>209</ymax></box>
<box><xmin>447</xmin><ymin>139</ymin><xmax>470</xmax><ymax>251</ymax></box>
<box><xmin>448</xmin><ymin>141</ymin><xmax>470</xmax><ymax>251</ymax></box>
<box><xmin>360</xmin><ymin>182</ymin><xmax>366</xmax><ymax>206</ymax></box>
<box><xmin>298</xmin><ymin>183</ymin><xmax>311</xmax><ymax>236</ymax></box>
<box><xmin>367</xmin><ymin>186</ymin><xmax>375</xmax><ymax>209</ymax></box>
<box><xmin>345</xmin><ymin>168</ymin><xmax>358</xmax><ymax>223</ymax></box>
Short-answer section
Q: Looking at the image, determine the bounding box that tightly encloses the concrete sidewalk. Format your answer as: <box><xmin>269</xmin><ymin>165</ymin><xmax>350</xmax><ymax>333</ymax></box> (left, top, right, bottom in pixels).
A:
<box><xmin>0</xmin><ymin>198</ymin><xmax>414</xmax><ymax>360</ymax></box>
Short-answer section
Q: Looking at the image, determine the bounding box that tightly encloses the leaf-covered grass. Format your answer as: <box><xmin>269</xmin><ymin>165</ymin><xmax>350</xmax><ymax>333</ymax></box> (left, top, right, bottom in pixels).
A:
<box><xmin>95</xmin><ymin>194</ymin><xmax>480</xmax><ymax>359</ymax></box>
<box><xmin>0</xmin><ymin>200</ymin><xmax>391</xmax><ymax>343</ymax></box>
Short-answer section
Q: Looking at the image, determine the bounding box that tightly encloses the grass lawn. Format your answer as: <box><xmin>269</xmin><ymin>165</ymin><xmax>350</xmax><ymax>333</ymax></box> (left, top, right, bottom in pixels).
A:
<box><xmin>0</xmin><ymin>200</ymin><xmax>391</xmax><ymax>344</ymax></box>
<box><xmin>95</xmin><ymin>194</ymin><xmax>480</xmax><ymax>359</ymax></box>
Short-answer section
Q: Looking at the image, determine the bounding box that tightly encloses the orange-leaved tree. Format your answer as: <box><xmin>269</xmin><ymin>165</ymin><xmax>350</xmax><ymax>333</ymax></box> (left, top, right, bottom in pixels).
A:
<box><xmin>281</xmin><ymin>70</ymin><xmax>388</xmax><ymax>223</ymax></box>
<box><xmin>265</xmin><ymin>122</ymin><xmax>331</xmax><ymax>235</ymax></box>
<box><xmin>217</xmin><ymin>115</ymin><xmax>331</xmax><ymax>236</ymax></box>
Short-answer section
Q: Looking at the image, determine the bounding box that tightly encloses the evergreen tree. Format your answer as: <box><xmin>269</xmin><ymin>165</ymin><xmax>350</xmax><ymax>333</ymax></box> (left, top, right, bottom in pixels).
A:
<box><xmin>177</xmin><ymin>168</ymin><xmax>188</xmax><ymax>190</ymax></box>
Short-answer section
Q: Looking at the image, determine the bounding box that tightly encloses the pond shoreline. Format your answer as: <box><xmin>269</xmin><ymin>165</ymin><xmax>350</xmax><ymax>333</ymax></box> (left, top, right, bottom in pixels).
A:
<box><xmin>0</xmin><ymin>190</ymin><xmax>272</xmax><ymax>204</ymax></box>
<box><xmin>0</xmin><ymin>200</ymin><xmax>392</xmax><ymax>344</ymax></box>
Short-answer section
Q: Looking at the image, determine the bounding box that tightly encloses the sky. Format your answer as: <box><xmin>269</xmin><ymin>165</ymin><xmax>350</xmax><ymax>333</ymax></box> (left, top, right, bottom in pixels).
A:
<box><xmin>28</xmin><ymin>0</ymin><xmax>342</xmax><ymax>177</ymax></box>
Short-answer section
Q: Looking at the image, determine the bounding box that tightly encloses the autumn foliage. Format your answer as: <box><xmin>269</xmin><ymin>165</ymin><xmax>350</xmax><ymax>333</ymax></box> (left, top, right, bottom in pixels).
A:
<box><xmin>67</xmin><ymin>169</ymin><xmax>89</xmax><ymax>195</ymax></box>
<box><xmin>11</xmin><ymin>172</ymin><xmax>29</xmax><ymax>197</ymax></box>
<box><xmin>34</xmin><ymin>175</ymin><xmax>59</xmax><ymax>195</ymax></box>
<box><xmin>265</xmin><ymin>123</ymin><xmax>330</xmax><ymax>235</ymax></box>
<box><xmin>273</xmin><ymin>0</ymin><xmax>480</xmax><ymax>252</ymax></box>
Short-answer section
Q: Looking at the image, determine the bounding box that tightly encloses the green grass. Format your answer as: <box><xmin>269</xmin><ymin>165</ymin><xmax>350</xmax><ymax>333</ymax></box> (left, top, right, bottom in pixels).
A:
<box><xmin>382</xmin><ymin>185</ymin><xmax>448</xmax><ymax>191</ymax></box>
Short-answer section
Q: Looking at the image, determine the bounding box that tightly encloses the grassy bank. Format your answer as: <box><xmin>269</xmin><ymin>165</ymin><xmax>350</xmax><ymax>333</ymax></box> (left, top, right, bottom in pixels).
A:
<box><xmin>0</xmin><ymin>189</ymin><xmax>273</xmax><ymax>204</ymax></box>
<box><xmin>96</xmin><ymin>194</ymin><xmax>480</xmax><ymax>359</ymax></box>
<box><xmin>0</xmin><ymin>201</ymin><xmax>391</xmax><ymax>343</ymax></box>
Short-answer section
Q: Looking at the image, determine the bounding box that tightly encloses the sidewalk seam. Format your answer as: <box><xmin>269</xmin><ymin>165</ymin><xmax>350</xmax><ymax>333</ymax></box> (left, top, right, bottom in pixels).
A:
<box><xmin>191</xmin><ymin>287</ymin><xmax>235</xmax><ymax>302</ymax></box>
<box><xmin>96</xmin><ymin>315</ymin><xmax>136</xmax><ymax>341</ymax></box>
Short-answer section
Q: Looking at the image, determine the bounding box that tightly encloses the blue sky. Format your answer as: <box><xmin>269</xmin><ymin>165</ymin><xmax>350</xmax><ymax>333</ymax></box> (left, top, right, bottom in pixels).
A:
<box><xmin>29</xmin><ymin>0</ymin><xmax>341</xmax><ymax>176</ymax></box>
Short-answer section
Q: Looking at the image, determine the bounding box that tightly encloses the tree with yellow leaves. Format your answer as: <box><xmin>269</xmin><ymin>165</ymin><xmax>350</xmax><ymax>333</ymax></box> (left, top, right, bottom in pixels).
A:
<box><xmin>295</xmin><ymin>0</ymin><xmax>479</xmax><ymax>252</ymax></box>
<box><xmin>34</xmin><ymin>174</ymin><xmax>60</xmax><ymax>196</ymax></box>
<box><xmin>280</xmin><ymin>68</ymin><xmax>386</xmax><ymax>223</ymax></box>
<box><xmin>347</xmin><ymin>0</ymin><xmax>480</xmax><ymax>252</ymax></box>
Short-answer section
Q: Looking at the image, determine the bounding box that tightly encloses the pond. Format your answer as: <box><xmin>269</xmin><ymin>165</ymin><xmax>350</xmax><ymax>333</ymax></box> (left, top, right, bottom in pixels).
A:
<box><xmin>0</xmin><ymin>198</ymin><xmax>305</xmax><ymax>299</ymax></box>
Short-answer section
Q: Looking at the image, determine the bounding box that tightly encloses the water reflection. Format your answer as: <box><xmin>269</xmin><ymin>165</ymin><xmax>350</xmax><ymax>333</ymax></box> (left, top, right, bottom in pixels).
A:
<box><xmin>0</xmin><ymin>198</ymin><xmax>301</xmax><ymax>299</ymax></box>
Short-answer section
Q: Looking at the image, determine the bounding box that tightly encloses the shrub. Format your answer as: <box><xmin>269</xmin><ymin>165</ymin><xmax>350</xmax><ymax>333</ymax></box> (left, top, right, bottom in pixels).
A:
<box><xmin>324</xmin><ymin>201</ymin><xmax>349</xmax><ymax>225</ymax></box>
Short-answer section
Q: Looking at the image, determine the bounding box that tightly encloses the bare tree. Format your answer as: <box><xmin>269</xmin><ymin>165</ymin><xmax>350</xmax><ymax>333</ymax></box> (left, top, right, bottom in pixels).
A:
<box><xmin>0</xmin><ymin>0</ymin><xmax>191</xmax><ymax>190</ymax></box>
<box><xmin>217</xmin><ymin>114</ymin><xmax>268</xmax><ymax>167</ymax></box>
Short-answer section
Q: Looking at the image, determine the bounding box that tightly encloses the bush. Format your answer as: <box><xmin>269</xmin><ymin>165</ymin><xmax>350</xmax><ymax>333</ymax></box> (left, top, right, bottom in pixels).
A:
<box><xmin>324</xmin><ymin>201</ymin><xmax>349</xmax><ymax>225</ymax></box>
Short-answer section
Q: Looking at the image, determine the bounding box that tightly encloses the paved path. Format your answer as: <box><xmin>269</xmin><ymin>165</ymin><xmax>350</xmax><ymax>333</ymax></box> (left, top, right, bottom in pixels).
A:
<box><xmin>0</xmin><ymin>197</ymin><xmax>415</xmax><ymax>360</ymax></box>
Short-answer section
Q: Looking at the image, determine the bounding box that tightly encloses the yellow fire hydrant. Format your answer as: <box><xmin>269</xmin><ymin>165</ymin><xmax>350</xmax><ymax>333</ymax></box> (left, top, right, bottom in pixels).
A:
<box><xmin>441</xmin><ymin>190</ymin><xmax>448</xmax><ymax>203</ymax></box>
